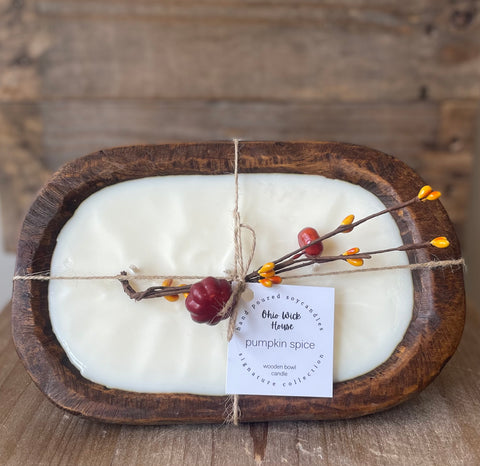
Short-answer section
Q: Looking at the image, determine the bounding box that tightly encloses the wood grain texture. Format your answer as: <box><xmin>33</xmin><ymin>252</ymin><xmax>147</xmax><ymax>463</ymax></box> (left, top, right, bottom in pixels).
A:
<box><xmin>0</xmin><ymin>99</ymin><xmax>474</xmax><ymax>252</ymax></box>
<box><xmin>0</xmin><ymin>0</ymin><xmax>478</xmax><ymax>256</ymax></box>
<box><xmin>0</xmin><ymin>0</ymin><xmax>45</xmax><ymax>101</ymax></box>
<box><xmin>0</xmin><ymin>104</ymin><xmax>49</xmax><ymax>252</ymax></box>
<box><xmin>11</xmin><ymin>142</ymin><xmax>465</xmax><ymax>425</ymax></box>
<box><xmin>36</xmin><ymin>98</ymin><xmax>474</xmax><ymax>231</ymax></box>
<box><xmin>32</xmin><ymin>0</ymin><xmax>480</xmax><ymax>102</ymax></box>
<box><xmin>2</xmin><ymin>302</ymin><xmax>480</xmax><ymax>465</ymax></box>
<box><xmin>40</xmin><ymin>100</ymin><xmax>441</xmax><ymax>168</ymax></box>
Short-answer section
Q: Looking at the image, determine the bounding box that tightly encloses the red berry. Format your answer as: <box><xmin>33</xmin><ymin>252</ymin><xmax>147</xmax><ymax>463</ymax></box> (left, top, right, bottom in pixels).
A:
<box><xmin>185</xmin><ymin>277</ymin><xmax>233</xmax><ymax>325</ymax></box>
<box><xmin>297</xmin><ymin>227</ymin><xmax>323</xmax><ymax>257</ymax></box>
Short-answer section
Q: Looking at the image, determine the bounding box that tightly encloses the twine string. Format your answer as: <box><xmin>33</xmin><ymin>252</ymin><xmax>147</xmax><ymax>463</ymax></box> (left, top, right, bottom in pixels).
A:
<box><xmin>223</xmin><ymin>138</ymin><xmax>254</xmax><ymax>425</ymax></box>
<box><xmin>233</xmin><ymin>138</ymin><xmax>244</xmax><ymax>279</ymax></box>
<box><xmin>285</xmin><ymin>258</ymin><xmax>465</xmax><ymax>279</ymax></box>
<box><xmin>12</xmin><ymin>258</ymin><xmax>465</xmax><ymax>283</ymax></box>
<box><xmin>218</xmin><ymin>140</ymin><xmax>256</xmax><ymax>340</ymax></box>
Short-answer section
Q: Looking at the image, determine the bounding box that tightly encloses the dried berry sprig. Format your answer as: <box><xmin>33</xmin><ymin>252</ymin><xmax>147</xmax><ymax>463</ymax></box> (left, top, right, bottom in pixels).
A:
<box><xmin>251</xmin><ymin>237</ymin><xmax>450</xmax><ymax>284</ymax></box>
<box><xmin>255</xmin><ymin>186</ymin><xmax>440</xmax><ymax>274</ymax></box>
<box><xmin>120</xmin><ymin>272</ymin><xmax>191</xmax><ymax>301</ymax></box>
<box><xmin>243</xmin><ymin>186</ymin><xmax>444</xmax><ymax>283</ymax></box>
<box><xmin>119</xmin><ymin>185</ymin><xmax>449</xmax><ymax>324</ymax></box>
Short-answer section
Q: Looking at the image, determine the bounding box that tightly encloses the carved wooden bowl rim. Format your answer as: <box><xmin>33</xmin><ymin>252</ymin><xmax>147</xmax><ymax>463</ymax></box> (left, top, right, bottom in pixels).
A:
<box><xmin>12</xmin><ymin>141</ymin><xmax>465</xmax><ymax>424</ymax></box>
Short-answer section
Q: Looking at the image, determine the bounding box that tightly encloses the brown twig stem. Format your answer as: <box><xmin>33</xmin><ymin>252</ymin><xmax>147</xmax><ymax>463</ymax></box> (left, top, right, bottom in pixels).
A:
<box><xmin>119</xmin><ymin>194</ymin><xmax>434</xmax><ymax>301</ymax></box>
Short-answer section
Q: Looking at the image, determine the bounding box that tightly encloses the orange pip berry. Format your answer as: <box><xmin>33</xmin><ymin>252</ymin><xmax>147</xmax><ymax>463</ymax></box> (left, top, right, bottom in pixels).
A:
<box><xmin>341</xmin><ymin>214</ymin><xmax>355</xmax><ymax>233</ymax></box>
<box><xmin>259</xmin><ymin>278</ymin><xmax>273</xmax><ymax>287</ymax></box>
<box><xmin>162</xmin><ymin>279</ymin><xmax>179</xmax><ymax>302</ymax></box>
<box><xmin>342</xmin><ymin>248</ymin><xmax>363</xmax><ymax>266</ymax></box>
<box><xmin>418</xmin><ymin>185</ymin><xmax>433</xmax><ymax>200</ymax></box>
<box><xmin>346</xmin><ymin>258</ymin><xmax>364</xmax><ymax>267</ymax></box>
<box><xmin>164</xmin><ymin>294</ymin><xmax>179</xmax><ymax>302</ymax></box>
<box><xmin>431</xmin><ymin>237</ymin><xmax>450</xmax><ymax>248</ymax></box>
<box><xmin>259</xmin><ymin>270</ymin><xmax>275</xmax><ymax>278</ymax></box>
<box><xmin>258</xmin><ymin>262</ymin><xmax>275</xmax><ymax>274</ymax></box>
<box><xmin>270</xmin><ymin>275</ymin><xmax>283</xmax><ymax>284</ymax></box>
<box><xmin>426</xmin><ymin>191</ymin><xmax>441</xmax><ymax>201</ymax></box>
<box><xmin>343</xmin><ymin>247</ymin><xmax>360</xmax><ymax>256</ymax></box>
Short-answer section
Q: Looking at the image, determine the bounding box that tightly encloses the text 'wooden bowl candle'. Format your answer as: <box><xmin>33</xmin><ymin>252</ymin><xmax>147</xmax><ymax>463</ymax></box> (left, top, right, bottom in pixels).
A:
<box><xmin>12</xmin><ymin>142</ymin><xmax>465</xmax><ymax>425</ymax></box>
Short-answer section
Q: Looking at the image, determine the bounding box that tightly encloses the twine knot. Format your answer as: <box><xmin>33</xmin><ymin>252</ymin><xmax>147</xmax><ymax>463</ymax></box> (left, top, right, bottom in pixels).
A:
<box><xmin>220</xmin><ymin>138</ymin><xmax>257</xmax><ymax>425</ymax></box>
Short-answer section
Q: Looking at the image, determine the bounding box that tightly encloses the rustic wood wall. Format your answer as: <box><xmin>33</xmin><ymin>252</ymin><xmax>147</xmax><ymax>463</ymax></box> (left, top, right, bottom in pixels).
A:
<box><xmin>1</xmin><ymin>0</ymin><xmax>479</xmax><ymax>253</ymax></box>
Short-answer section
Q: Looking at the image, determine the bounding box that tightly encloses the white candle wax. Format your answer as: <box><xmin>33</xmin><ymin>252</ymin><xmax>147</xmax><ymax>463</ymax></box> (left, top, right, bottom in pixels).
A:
<box><xmin>49</xmin><ymin>174</ymin><xmax>413</xmax><ymax>394</ymax></box>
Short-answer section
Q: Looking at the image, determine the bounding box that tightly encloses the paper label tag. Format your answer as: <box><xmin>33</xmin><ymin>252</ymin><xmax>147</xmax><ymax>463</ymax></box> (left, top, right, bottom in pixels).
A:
<box><xmin>226</xmin><ymin>283</ymin><xmax>335</xmax><ymax>398</ymax></box>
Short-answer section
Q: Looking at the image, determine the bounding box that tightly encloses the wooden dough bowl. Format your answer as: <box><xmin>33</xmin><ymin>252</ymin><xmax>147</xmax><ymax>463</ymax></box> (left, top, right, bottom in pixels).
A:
<box><xmin>12</xmin><ymin>141</ymin><xmax>465</xmax><ymax>425</ymax></box>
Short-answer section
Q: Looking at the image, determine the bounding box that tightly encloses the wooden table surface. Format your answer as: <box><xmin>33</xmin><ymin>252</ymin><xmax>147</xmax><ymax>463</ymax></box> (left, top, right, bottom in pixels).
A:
<box><xmin>1</xmin><ymin>300</ymin><xmax>479</xmax><ymax>465</ymax></box>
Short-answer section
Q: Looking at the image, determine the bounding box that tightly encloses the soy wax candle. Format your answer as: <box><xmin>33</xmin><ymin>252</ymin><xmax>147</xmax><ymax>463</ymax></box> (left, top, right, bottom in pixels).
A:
<box><xmin>49</xmin><ymin>173</ymin><xmax>413</xmax><ymax>394</ymax></box>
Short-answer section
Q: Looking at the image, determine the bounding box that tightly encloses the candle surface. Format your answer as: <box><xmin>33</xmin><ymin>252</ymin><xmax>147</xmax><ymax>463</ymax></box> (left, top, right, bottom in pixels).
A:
<box><xmin>49</xmin><ymin>174</ymin><xmax>413</xmax><ymax>394</ymax></box>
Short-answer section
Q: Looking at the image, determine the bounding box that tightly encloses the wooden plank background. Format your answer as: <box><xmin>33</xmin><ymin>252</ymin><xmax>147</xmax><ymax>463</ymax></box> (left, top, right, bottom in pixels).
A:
<box><xmin>1</xmin><ymin>0</ymin><xmax>479</xmax><ymax>251</ymax></box>
<box><xmin>1</xmin><ymin>1</ymin><xmax>479</xmax><ymax>464</ymax></box>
